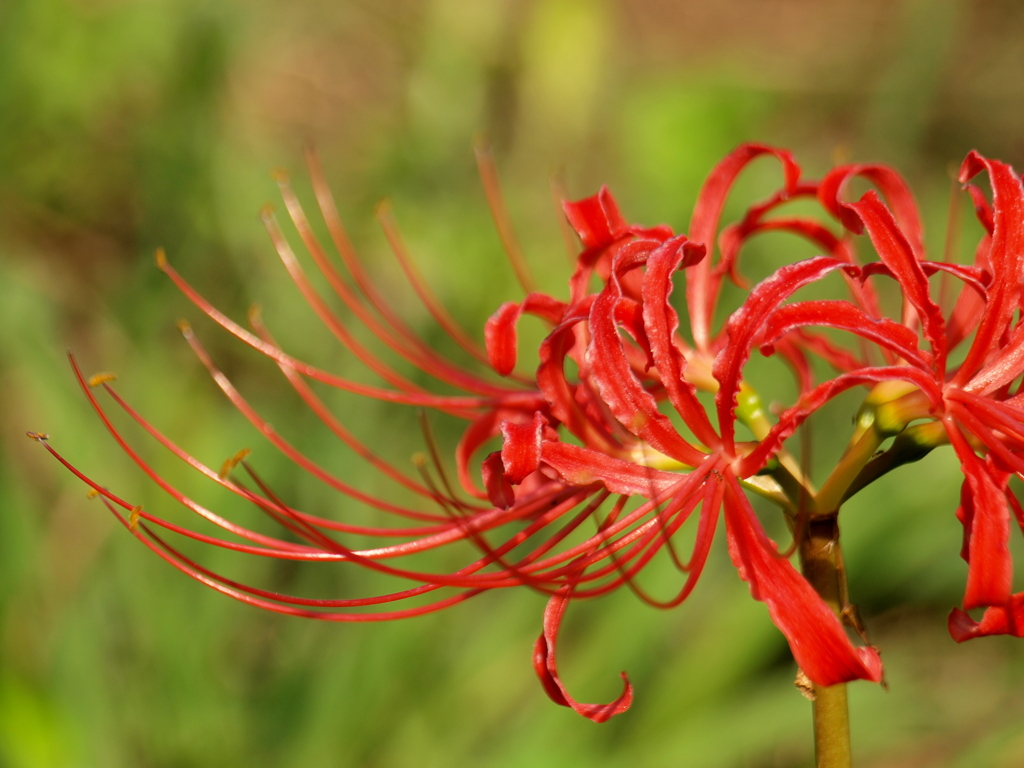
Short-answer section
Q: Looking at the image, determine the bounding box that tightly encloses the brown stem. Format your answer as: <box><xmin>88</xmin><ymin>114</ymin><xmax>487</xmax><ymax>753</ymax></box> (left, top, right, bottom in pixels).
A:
<box><xmin>799</xmin><ymin>517</ymin><xmax>852</xmax><ymax>768</ymax></box>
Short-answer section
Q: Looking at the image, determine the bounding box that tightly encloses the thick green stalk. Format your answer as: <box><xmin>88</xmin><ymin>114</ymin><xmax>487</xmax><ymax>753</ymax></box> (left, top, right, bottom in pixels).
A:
<box><xmin>799</xmin><ymin>517</ymin><xmax>852</xmax><ymax>768</ymax></box>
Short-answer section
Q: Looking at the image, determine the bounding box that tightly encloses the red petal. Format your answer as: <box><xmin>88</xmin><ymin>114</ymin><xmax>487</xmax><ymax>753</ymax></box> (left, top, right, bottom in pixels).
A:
<box><xmin>482</xmin><ymin>452</ymin><xmax>515</xmax><ymax>509</ymax></box>
<box><xmin>562</xmin><ymin>186</ymin><xmax>629</xmax><ymax>249</ymax></box>
<box><xmin>562</xmin><ymin>186</ymin><xmax>674</xmax><ymax>304</ymax></box>
<box><xmin>819</xmin><ymin>163</ymin><xmax>925</xmax><ymax>256</ymax></box>
<box><xmin>500</xmin><ymin>412</ymin><xmax>547</xmax><ymax>484</ymax></box>
<box><xmin>641</xmin><ymin>235</ymin><xmax>720</xmax><ymax>448</ymax></box>
<box><xmin>964</xmin><ymin>182</ymin><xmax>994</xmax><ymax>236</ymax></box>
<box><xmin>761</xmin><ymin>300</ymin><xmax>928</xmax><ymax>368</ymax></box>
<box><xmin>533</xmin><ymin>586</ymin><xmax>633</xmax><ymax>722</ymax></box>
<box><xmin>947</xmin><ymin>392</ymin><xmax>1024</xmax><ymax>458</ymax></box>
<box><xmin>860</xmin><ymin>260</ymin><xmax>990</xmax><ymax>301</ymax></box>
<box><xmin>771</xmin><ymin>336</ymin><xmax>814</xmax><ymax>394</ymax></box>
<box><xmin>535</xmin><ymin>300</ymin><xmax>621</xmax><ymax>452</ymax></box>
<box><xmin>785</xmin><ymin>328</ymin><xmax>866</xmax><ymax>373</ymax></box>
<box><xmin>713</xmin><ymin>256</ymin><xmax>858</xmax><ymax>454</ymax></box>
<box><xmin>687</xmin><ymin>144</ymin><xmax>801</xmax><ymax>349</ymax></box>
<box><xmin>485</xmin><ymin>294</ymin><xmax>567</xmax><ymax>376</ymax></box>
<box><xmin>722</xmin><ymin>216</ymin><xmax>885</xmax><ymax>324</ymax></box>
<box><xmin>712</xmin><ymin>186</ymin><xmax>824</xmax><ymax>291</ymax></box>
<box><xmin>964</xmin><ymin>318</ymin><xmax>1024</xmax><ymax>397</ymax></box>
<box><xmin>540</xmin><ymin>441</ymin><xmax>693</xmax><ymax>498</ymax></box>
<box><xmin>457</xmin><ymin>410</ymin><xmax>513</xmax><ymax>500</ymax></box>
<box><xmin>721</xmin><ymin>473</ymin><xmax>883</xmax><ymax>686</ymax></box>
<box><xmin>588</xmin><ymin>264</ymin><xmax>708</xmax><ymax>466</ymax></box>
<box><xmin>946</xmin><ymin>423</ymin><xmax>1013</xmax><ymax>610</ymax></box>
<box><xmin>949</xmin><ymin>593</ymin><xmax>1024</xmax><ymax>640</ymax></box>
<box><xmin>954</xmin><ymin>152</ymin><xmax>1024</xmax><ymax>386</ymax></box>
<box><xmin>844</xmin><ymin>192</ymin><xmax>947</xmax><ymax>371</ymax></box>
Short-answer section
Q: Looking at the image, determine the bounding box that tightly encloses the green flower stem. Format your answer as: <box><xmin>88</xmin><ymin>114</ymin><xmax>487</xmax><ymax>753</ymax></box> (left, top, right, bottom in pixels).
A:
<box><xmin>815</xmin><ymin>425</ymin><xmax>885</xmax><ymax>515</ymax></box>
<box><xmin>811</xmin><ymin>684</ymin><xmax>851</xmax><ymax>768</ymax></box>
<box><xmin>842</xmin><ymin>420</ymin><xmax>947</xmax><ymax>503</ymax></box>
<box><xmin>799</xmin><ymin>516</ymin><xmax>852</xmax><ymax>768</ymax></box>
<box><xmin>815</xmin><ymin>387</ymin><xmax>934</xmax><ymax>514</ymax></box>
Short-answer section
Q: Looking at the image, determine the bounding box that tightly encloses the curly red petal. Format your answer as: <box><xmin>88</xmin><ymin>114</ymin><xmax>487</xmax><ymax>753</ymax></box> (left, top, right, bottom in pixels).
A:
<box><xmin>949</xmin><ymin>593</ymin><xmax>1024</xmax><ymax>641</ymax></box>
<box><xmin>713</xmin><ymin>256</ymin><xmax>859</xmax><ymax>454</ymax></box>
<box><xmin>533</xmin><ymin>585</ymin><xmax>633</xmax><ymax>722</ymax></box>
<box><xmin>486</xmin><ymin>294</ymin><xmax>567</xmax><ymax>377</ymax></box>
<box><xmin>955</xmin><ymin>152</ymin><xmax>1024</xmax><ymax>387</ymax></box>
<box><xmin>946</xmin><ymin>423</ymin><xmax>1013</xmax><ymax>611</ymax></box>
<box><xmin>687</xmin><ymin>144</ymin><xmax>801</xmax><ymax>350</ymax></box>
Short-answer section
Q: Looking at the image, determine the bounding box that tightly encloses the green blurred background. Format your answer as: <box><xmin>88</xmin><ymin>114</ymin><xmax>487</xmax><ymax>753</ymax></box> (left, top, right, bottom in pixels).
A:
<box><xmin>5</xmin><ymin>0</ymin><xmax>1024</xmax><ymax>765</ymax></box>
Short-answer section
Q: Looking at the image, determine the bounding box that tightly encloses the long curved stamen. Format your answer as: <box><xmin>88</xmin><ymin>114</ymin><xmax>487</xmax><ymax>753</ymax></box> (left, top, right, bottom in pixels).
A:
<box><xmin>249</xmin><ymin>306</ymin><xmax>443</xmax><ymax>500</ymax></box>
<box><xmin>305</xmin><ymin>146</ymin><xmax>501</xmax><ymax>377</ymax></box>
<box><xmin>273</xmin><ymin>176</ymin><xmax>529</xmax><ymax>393</ymax></box>
<box><xmin>157</xmin><ymin>251</ymin><xmax>521</xmax><ymax>414</ymax></box>
<box><xmin>474</xmin><ymin>141</ymin><xmax>537</xmax><ymax>295</ymax></box>
<box><xmin>376</xmin><ymin>201</ymin><xmax>494</xmax><ymax>366</ymax></box>
<box><xmin>179</xmin><ymin>323</ymin><xmax>476</xmax><ymax>521</ymax></box>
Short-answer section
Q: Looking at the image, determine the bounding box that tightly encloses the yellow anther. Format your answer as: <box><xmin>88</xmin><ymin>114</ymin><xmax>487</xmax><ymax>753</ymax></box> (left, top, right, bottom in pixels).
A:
<box><xmin>154</xmin><ymin>248</ymin><xmax>168</xmax><ymax>269</ymax></box>
<box><xmin>129</xmin><ymin>506</ymin><xmax>143</xmax><ymax>533</ymax></box>
<box><xmin>86</xmin><ymin>488</ymin><xmax>100</xmax><ymax>499</ymax></box>
<box><xmin>259</xmin><ymin>203</ymin><xmax>275</xmax><ymax>222</ymax></box>
<box><xmin>88</xmin><ymin>372</ymin><xmax>117</xmax><ymax>388</ymax></box>
<box><xmin>271</xmin><ymin>168</ymin><xmax>289</xmax><ymax>184</ymax></box>
<box><xmin>411</xmin><ymin>452</ymin><xmax>428</xmax><ymax>469</ymax></box>
<box><xmin>219</xmin><ymin>448</ymin><xmax>252</xmax><ymax>480</ymax></box>
<box><xmin>25</xmin><ymin>431</ymin><xmax>49</xmax><ymax>442</ymax></box>
<box><xmin>248</xmin><ymin>304</ymin><xmax>263</xmax><ymax>325</ymax></box>
<box><xmin>177</xmin><ymin>319</ymin><xmax>193</xmax><ymax>336</ymax></box>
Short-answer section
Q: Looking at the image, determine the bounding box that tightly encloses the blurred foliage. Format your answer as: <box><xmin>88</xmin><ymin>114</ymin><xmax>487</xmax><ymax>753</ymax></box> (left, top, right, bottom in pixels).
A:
<box><xmin>5</xmin><ymin>0</ymin><xmax>1024</xmax><ymax>766</ymax></box>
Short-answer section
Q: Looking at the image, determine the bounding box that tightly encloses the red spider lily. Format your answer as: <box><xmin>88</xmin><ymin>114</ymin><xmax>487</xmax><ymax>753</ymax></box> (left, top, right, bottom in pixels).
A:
<box><xmin>745</xmin><ymin>150</ymin><xmax>1024</xmax><ymax>643</ymax></box>
<box><xmin>488</xmin><ymin>145</ymin><xmax>887</xmax><ymax>718</ymax></box>
<box><xmin>33</xmin><ymin>145</ymin><xmax>889</xmax><ymax>726</ymax></box>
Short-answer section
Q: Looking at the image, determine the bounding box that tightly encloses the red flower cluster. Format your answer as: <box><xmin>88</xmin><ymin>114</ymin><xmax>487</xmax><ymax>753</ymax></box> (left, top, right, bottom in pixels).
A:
<box><xmin>782</xmin><ymin>151</ymin><xmax>1024</xmax><ymax>642</ymax></box>
<box><xmin>34</xmin><ymin>144</ymin><xmax>1024</xmax><ymax>722</ymax></box>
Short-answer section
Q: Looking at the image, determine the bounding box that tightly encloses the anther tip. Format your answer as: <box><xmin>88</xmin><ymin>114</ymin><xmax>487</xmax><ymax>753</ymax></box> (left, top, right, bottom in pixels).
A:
<box><xmin>86</xmin><ymin>488</ymin><xmax>101</xmax><ymax>499</ymax></box>
<box><xmin>411</xmin><ymin>452</ymin><xmax>428</xmax><ymax>469</ymax></box>
<box><xmin>247</xmin><ymin>304</ymin><xmax>263</xmax><ymax>324</ymax></box>
<box><xmin>259</xmin><ymin>203</ymin><xmax>275</xmax><ymax>222</ymax></box>
<box><xmin>176</xmin><ymin>319</ymin><xmax>193</xmax><ymax>336</ymax></box>
<box><xmin>26</xmin><ymin>431</ymin><xmax>49</xmax><ymax>442</ymax></box>
<box><xmin>831</xmin><ymin>143</ymin><xmax>851</xmax><ymax>167</ymax></box>
<box><xmin>218</xmin><ymin>448</ymin><xmax>252</xmax><ymax>480</ymax></box>
<box><xmin>155</xmin><ymin>248</ymin><xmax>168</xmax><ymax>269</ymax></box>
<box><xmin>271</xmin><ymin>168</ymin><xmax>290</xmax><ymax>185</ymax></box>
<box><xmin>88</xmin><ymin>372</ymin><xmax>117</xmax><ymax>388</ymax></box>
<box><xmin>129</xmin><ymin>506</ymin><xmax>142</xmax><ymax>533</ymax></box>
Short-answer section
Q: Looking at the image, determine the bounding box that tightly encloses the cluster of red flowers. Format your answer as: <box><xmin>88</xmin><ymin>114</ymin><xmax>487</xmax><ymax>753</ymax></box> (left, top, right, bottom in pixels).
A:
<box><xmin>36</xmin><ymin>144</ymin><xmax>1024</xmax><ymax>722</ymax></box>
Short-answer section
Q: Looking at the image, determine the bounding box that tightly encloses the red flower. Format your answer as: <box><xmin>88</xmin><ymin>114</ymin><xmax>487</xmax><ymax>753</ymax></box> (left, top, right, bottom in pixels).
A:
<box><xmin>34</xmin><ymin>146</ymin><xmax>886</xmax><ymax>725</ymax></box>
<box><xmin>747</xmin><ymin>150</ymin><xmax>1024</xmax><ymax>642</ymax></box>
<box><xmin>488</xmin><ymin>145</ymin><xmax>885</xmax><ymax>718</ymax></box>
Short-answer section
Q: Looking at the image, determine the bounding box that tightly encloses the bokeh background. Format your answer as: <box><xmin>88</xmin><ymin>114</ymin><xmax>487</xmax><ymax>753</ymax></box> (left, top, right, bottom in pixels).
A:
<box><xmin>5</xmin><ymin>0</ymin><xmax>1024</xmax><ymax>765</ymax></box>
